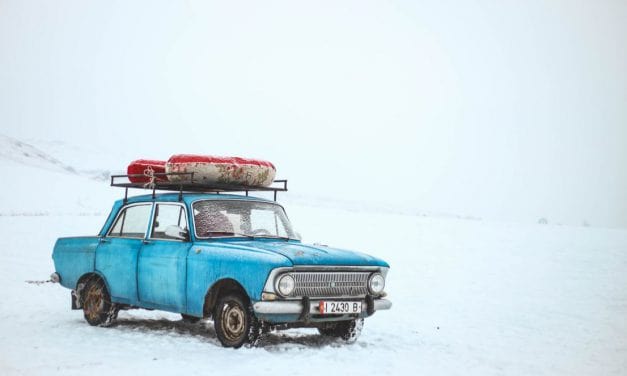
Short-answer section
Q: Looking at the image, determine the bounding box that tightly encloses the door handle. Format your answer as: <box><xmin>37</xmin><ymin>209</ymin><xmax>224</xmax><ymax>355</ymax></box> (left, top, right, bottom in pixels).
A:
<box><xmin>142</xmin><ymin>240</ymin><xmax>152</xmax><ymax>245</ymax></box>
<box><xmin>99</xmin><ymin>238</ymin><xmax>108</xmax><ymax>244</ymax></box>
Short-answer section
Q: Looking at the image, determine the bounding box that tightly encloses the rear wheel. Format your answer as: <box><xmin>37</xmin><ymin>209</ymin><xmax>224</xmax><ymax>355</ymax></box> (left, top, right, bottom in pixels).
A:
<box><xmin>213</xmin><ymin>293</ymin><xmax>261</xmax><ymax>348</ymax></box>
<box><xmin>317</xmin><ymin>319</ymin><xmax>364</xmax><ymax>342</ymax></box>
<box><xmin>81</xmin><ymin>278</ymin><xmax>117</xmax><ymax>326</ymax></box>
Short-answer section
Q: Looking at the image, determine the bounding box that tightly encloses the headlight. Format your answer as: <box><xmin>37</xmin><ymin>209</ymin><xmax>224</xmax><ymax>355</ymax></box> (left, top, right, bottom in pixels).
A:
<box><xmin>275</xmin><ymin>274</ymin><xmax>295</xmax><ymax>296</ymax></box>
<box><xmin>368</xmin><ymin>273</ymin><xmax>385</xmax><ymax>294</ymax></box>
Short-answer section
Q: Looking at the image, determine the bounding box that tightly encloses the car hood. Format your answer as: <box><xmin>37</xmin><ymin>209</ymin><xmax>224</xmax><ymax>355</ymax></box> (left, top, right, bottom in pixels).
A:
<box><xmin>206</xmin><ymin>240</ymin><xmax>389</xmax><ymax>267</ymax></box>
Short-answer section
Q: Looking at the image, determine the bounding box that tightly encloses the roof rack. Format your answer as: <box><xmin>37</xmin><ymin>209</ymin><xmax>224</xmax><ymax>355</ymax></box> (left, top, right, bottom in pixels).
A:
<box><xmin>110</xmin><ymin>172</ymin><xmax>288</xmax><ymax>203</ymax></box>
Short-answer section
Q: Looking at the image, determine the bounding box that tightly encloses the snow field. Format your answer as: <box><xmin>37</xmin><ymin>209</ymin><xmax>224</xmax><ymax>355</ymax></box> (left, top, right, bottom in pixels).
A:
<box><xmin>0</xmin><ymin>143</ymin><xmax>626</xmax><ymax>375</ymax></box>
<box><xmin>0</xmin><ymin>207</ymin><xmax>626</xmax><ymax>375</ymax></box>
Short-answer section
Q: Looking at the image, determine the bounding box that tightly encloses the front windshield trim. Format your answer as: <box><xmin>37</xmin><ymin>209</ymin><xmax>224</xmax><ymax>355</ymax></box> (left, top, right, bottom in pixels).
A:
<box><xmin>190</xmin><ymin>198</ymin><xmax>296</xmax><ymax>241</ymax></box>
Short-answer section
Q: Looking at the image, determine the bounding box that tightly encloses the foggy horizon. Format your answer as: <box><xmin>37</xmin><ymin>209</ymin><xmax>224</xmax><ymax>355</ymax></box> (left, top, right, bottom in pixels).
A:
<box><xmin>1</xmin><ymin>0</ymin><xmax>626</xmax><ymax>228</ymax></box>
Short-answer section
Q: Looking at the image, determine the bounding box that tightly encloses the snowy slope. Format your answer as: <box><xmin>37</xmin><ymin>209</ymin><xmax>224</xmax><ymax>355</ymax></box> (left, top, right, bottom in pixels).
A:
<box><xmin>0</xmin><ymin>160</ymin><xmax>117</xmax><ymax>216</ymax></box>
<box><xmin>0</xmin><ymin>134</ymin><xmax>78</xmax><ymax>175</ymax></box>
<box><xmin>0</xmin><ymin>135</ymin><xmax>118</xmax><ymax>216</ymax></box>
<box><xmin>22</xmin><ymin>137</ymin><xmax>117</xmax><ymax>181</ymax></box>
<box><xmin>0</xmin><ymin>139</ymin><xmax>626</xmax><ymax>375</ymax></box>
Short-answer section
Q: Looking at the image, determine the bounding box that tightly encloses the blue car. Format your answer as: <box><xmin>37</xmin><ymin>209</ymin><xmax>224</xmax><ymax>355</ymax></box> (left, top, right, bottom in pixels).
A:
<box><xmin>51</xmin><ymin>179</ymin><xmax>391</xmax><ymax>348</ymax></box>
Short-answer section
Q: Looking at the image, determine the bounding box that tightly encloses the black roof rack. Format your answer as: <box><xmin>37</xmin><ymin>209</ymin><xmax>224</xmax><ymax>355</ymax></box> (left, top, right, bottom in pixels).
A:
<box><xmin>110</xmin><ymin>172</ymin><xmax>288</xmax><ymax>203</ymax></box>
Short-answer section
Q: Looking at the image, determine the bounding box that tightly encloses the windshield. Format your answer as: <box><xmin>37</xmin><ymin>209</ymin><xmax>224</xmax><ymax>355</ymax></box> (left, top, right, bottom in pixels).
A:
<box><xmin>193</xmin><ymin>200</ymin><xmax>296</xmax><ymax>239</ymax></box>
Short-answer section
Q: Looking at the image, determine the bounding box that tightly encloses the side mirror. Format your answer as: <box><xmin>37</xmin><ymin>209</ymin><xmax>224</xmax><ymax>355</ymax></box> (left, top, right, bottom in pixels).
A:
<box><xmin>165</xmin><ymin>225</ymin><xmax>188</xmax><ymax>241</ymax></box>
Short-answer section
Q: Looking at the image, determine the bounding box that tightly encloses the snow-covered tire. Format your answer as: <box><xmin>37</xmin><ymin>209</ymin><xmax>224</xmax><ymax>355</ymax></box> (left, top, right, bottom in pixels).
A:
<box><xmin>213</xmin><ymin>293</ymin><xmax>261</xmax><ymax>348</ymax></box>
<box><xmin>181</xmin><ymin>314</ymin><xmax>201</xmax><ymax>324</ymax></box>
<box><xmin>81</xmin><ymin>278</ymin><xmax>117</xmax><ymax>326</ymax></box>
<box><xmin>317</xmin><ymin>319</ymin><xmax>364</xmax><ymax>342</ymax></box>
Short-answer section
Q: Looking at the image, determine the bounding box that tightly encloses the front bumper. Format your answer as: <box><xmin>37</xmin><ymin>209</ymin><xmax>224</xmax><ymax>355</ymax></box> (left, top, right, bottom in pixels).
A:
<box><xmin>253</xmin><ymin>298</ymin><xmax>392</xmax><ymax>315</ymax></box>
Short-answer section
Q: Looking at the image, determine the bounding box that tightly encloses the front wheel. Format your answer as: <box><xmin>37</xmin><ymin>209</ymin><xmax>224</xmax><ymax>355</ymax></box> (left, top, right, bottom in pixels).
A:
<box><xmin>213</xmin><ymin>293</ymin><xmax>261</xmax><ymax>348</ymax></box>
<box><xmin>317</xmin><ymin>318</ymin><xmax>364</xmax><ymax>342</ymax></box>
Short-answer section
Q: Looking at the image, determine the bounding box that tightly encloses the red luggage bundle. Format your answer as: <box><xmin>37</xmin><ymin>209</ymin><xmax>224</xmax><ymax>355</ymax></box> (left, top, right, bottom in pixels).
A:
<box><xmin>127</xmin><ymin>155</ymin><xmax>276</xmax><ymax>187</ymax></box>
<box><xmin>127</xmin><ymin>160</ymin><xmax>167</xmax><ymax>183</ymax></box>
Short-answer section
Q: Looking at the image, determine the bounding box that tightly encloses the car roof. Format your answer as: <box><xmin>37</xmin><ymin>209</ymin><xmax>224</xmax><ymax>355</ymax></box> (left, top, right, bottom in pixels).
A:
<box><xmin>118</xmin><ymin>193</ymin><xmax>278</xmax><ymax>206</ymax></box>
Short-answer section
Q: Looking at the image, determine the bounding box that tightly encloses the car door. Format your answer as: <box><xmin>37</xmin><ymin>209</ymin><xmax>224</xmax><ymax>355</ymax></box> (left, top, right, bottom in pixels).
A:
<box><xmin>138</xmin><ymin>202</ymin><xmax>191</xmax><ymax>311</ymax></box>
<box><xmin>95</xmin><ymin>203</ymin><xmax>153</xmax><ymax>304</ymax></box>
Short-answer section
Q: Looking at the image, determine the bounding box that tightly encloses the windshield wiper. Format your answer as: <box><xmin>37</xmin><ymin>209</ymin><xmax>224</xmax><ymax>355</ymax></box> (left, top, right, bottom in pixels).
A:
<box><xmin>253</xmin><ymin>235</ymin><xmax>292</xmax><ymax>241</ymax></box>
<box><xmin>205</xmin><ymin>232</ymin><xmax>256</xmax><ymax>239</ymax></box>
<box><xmin>228</xmin><ymin>232</ymin><xmax>258</xmax><ymax>239</ymax></box>
<box><xmin>209</xmin><ymin>232</ymin><xmax>292</xmax><ymax>241</ymax></box>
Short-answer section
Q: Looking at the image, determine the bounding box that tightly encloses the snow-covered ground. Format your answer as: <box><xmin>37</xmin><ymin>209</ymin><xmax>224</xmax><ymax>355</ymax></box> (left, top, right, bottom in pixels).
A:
<box><xmin>0</xmin><ymin>137</ymin><xmax>626</xmax><ymax>375</ymax></box>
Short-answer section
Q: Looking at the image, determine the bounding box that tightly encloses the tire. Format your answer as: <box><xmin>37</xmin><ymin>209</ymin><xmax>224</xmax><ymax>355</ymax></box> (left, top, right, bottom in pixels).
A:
<box><xmin>81</xmin><ymin>278</ymin><xmax>116</xmax><ymax>326</ymax></box>
<box><xmin>317</xmin><ymin>318</ymin><xmax>364</xmax><ymax>342</ymax></box>
<box><xmin>181</xmin><ymin>314</ymin><xmax>201</xmax><ymax>324</ymax></box>
<box><xmin>213</xmin><ymin>293</ymin><xmax>261</xmax><ymax>348</ymax></box>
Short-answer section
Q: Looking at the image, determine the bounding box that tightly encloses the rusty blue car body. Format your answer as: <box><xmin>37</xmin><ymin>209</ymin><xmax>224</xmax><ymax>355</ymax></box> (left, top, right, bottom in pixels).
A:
<box><xmin>52</xmin><ymin>192</ymin><xmax>391</xmax><ymax>346</ymax></box>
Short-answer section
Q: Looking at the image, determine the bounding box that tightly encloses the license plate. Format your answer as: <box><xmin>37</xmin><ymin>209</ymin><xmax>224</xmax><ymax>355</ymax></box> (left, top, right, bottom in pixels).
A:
<box><xmin>319</xmin><ymin>301</ymin><xmax>362</xmax><ymax>314</ymax></box>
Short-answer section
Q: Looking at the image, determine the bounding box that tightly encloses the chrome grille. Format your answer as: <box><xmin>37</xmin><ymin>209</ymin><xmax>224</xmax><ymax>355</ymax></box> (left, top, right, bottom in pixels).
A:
<box><xmin>291</xmin><ymin>272</ymin><xmax>370</xmax><ymax>297</ymax></box>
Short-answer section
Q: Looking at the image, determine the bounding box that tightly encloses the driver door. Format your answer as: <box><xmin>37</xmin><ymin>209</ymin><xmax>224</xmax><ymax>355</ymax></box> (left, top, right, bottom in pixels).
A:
<box><xmin>138</xmin><ymin>203</ymin><xmax>191</xmax><ymax>311</ymax></box>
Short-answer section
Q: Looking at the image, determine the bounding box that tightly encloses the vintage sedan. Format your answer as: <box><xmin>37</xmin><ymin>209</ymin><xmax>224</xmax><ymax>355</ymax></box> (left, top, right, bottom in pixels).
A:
<box><xmin>52</xmin><ymin>190</ymin><xmax>391</xmax><ymax>348</ymax></box>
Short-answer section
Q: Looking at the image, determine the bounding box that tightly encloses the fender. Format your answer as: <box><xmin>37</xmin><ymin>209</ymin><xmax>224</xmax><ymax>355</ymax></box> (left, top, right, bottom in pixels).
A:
<box><xmin>185</xmin><ymin>243</ymin><xmax>292</xmax><ymax>317</ymax></box>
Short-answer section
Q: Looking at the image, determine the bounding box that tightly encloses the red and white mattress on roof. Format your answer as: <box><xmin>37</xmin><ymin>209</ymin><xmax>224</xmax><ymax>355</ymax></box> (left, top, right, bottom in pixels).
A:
<box><xmin>127</xmin><ymin>154</ymin><xmax>276</xmax><ymax>187</ymax></box>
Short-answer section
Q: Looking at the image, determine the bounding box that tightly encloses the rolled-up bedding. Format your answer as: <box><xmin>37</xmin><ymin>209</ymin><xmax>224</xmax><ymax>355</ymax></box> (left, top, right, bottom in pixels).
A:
<box><xmin>165</xmin><ymin>154</ymin><xmax>276</xmax><ymax>187</ymax></box>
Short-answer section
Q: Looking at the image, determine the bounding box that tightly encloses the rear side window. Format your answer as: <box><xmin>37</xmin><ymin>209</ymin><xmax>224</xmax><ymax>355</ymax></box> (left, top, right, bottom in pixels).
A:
<box><xmin>108</xmin><ymin>204</ymin><xmax>152</xmax><ymax>238</ymax></box>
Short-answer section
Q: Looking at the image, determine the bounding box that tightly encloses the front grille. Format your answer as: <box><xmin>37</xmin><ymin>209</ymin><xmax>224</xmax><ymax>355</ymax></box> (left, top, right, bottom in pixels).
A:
<box><xmin>291</xmin><ymin>272</ymin><xmax>370</xmax><ymax>297</ymax></box>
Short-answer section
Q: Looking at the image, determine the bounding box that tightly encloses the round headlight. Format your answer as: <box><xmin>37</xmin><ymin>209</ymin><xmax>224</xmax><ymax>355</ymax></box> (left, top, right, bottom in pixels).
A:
<box><xmin>368</xmin><ymin>273</ymin><xmax>385</xmax><ymax>294</ymax></box>
<box><xmin>276</xmin><ymin>274</ymin><xmax>295</xmax><ymax>296</ymax></box>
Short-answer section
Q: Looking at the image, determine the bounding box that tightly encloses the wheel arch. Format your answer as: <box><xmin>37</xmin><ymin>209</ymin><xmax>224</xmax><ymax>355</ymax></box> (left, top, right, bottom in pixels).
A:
<box><xmin>203</xmin><ymin>278</ymin><xmax>249</xmax><ymax>318</ymax></box>
<box><xmin>74</xmin><ymin>272</ymin><xmax>110</xmax><ymax>307</ymax></box>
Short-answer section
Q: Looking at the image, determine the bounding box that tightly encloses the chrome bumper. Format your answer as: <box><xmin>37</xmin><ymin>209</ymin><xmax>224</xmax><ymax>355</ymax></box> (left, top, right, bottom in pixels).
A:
<box><xmin>253</xmin><ymin>298</ymin><xmax>392</xmax><ymax>315</ymax></box>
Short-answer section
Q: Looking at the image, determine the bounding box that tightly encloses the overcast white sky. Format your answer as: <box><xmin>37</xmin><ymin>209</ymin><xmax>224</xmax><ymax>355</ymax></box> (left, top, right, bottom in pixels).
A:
<box><xmin>1</xmin><ymin>0</ymin><xmax>626</xmax><ymax>227</ymax></box>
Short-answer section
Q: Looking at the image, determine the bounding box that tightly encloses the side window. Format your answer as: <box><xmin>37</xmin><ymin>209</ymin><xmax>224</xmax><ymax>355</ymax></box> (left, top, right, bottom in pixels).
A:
<box><xmin>108</xmin><ymin>204</ymin><xmax>152</xmax><ymax>238</ymax></box>
<box><xmin>151</xmin><ymin>204</ymin><xmax>188</xmax><ymax>241</ymax></box>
